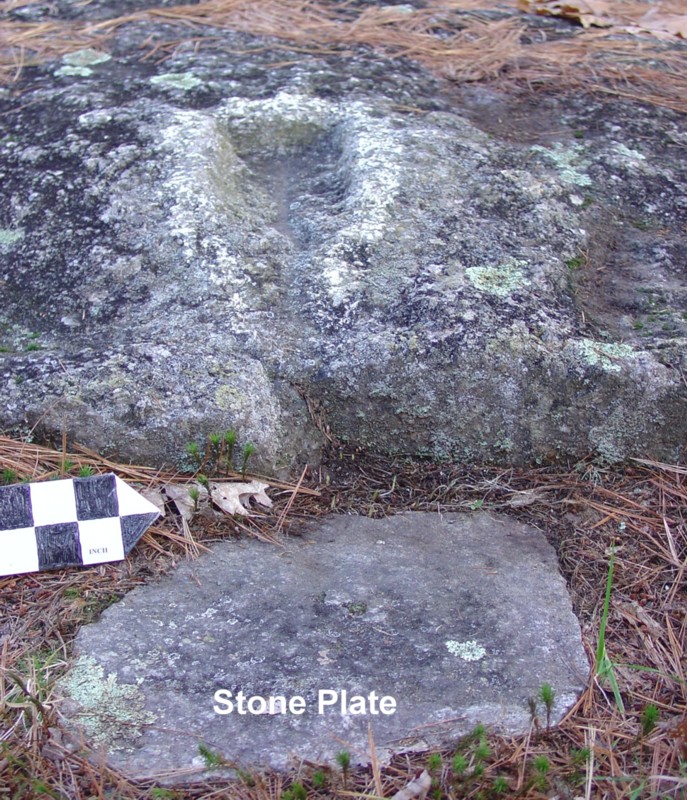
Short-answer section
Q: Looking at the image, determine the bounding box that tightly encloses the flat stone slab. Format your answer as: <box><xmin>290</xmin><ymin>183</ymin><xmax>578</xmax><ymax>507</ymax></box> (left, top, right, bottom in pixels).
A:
<box><xmin>61</xmin><ymin>512</ymin><xmax>589</xmax><ymax>780</ymax></box>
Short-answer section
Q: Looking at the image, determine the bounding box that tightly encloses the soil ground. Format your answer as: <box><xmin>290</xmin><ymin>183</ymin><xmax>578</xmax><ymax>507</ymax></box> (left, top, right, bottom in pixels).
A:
<box><xmin>0</xmin><ymin>435</ymin><xmax>685</xmax><ymax>798</ymax></box>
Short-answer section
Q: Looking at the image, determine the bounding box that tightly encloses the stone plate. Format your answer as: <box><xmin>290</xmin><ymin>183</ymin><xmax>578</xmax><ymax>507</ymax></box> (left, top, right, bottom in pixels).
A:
<box><xmin>60</xmin><ymin>512</ymin><xmax>589</xmax><ymax>781</ymax></box>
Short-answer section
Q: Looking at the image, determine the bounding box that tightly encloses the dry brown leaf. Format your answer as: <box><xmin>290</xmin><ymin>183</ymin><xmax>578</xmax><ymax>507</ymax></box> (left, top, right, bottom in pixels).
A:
<box><xmin>391</xmin><ymin>769</ymin><xmax>432</xmax><ymax>800</ymax></box>
<box><xmin>521</xmin><ymin>0</ymin><xmax>687</xmax><ymax>37</ymax></box>
<box><xmin>160</xmin><ymin>483</ymin><xmax>208</xmax><ymax>521</ymax></box>
<box><xmin>141</xmin><ymin>487</ymin><xmax>167</xmax><ymax>517</ymax></box>
<box><xmin>210</xmin><ymin>481</ymin><xmax>272</xmax><ymax>517</ymax></box>
<box><xmin>615</xmin><ymin>600</ymin><xmax>663</xmax><ymax>638</ymax></box>
<box><xmin>674</xmin><ymin>716</ymin><xmax>687</xmax><ymax>760</ymax></box>
<box><xmin>518</xmin><ymin>0</ymin><xmax>613</xmax><ymax>28</ymax></box>
<box><xmin>506</xmin><ymin>489</ymin><xmax>544</xmax><ymax>507</ymax></box>
<box><xmin>635</xmin><ymin>9</ymin><xmax>687</xmax><ymax>39</ymax></box>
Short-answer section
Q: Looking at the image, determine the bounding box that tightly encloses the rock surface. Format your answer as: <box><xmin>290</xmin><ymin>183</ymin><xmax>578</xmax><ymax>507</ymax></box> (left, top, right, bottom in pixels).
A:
<box><xmin>60</xmin><ymin>512</ymin><xmax>589</xmax><ymax>780</ymax></box>
<box><xmin>1</xmin><ymin>26</ymin><xmax>686</xmax><ymax>472</ymax></box>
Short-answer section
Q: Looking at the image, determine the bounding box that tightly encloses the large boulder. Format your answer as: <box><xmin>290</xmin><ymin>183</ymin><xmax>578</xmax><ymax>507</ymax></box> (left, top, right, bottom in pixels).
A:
<box><xmin>1</xmin><ymin>31</ymin><xmax>686</xmax><ymax>473</ymax></box>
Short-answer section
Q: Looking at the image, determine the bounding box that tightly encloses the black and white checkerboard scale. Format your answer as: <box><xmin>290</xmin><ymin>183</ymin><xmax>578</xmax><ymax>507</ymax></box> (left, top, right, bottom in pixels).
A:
<box><xmin>0</xmin><ymin>474</ymin><xmax>160</xmax><ymax>576</ymax></box>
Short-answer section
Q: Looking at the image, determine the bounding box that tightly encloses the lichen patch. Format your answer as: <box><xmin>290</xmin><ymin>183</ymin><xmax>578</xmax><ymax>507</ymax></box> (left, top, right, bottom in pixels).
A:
<box><xmin>62</xmin><ymin>49</ymin><xmax>112</xmax><ymax>68</ymax></box>
<box><xmin>465</xmin><ymin>258</ymin><xmax>529</xmax><ymax>297</ymax></box>
<box><xmin>60</xmin><ymin>655</ymin><xmax>157</xmax><ymax>752</ymax></box>
<box><xmin>575</xmin><ymin>339</ymin><xmax>637</xmax><ymax>373</ymax></box>
<box><xmin>531</xmin><ymin>143</ymin><xmax>591</xmax><ymax>187</ymax></box>
<box><xmin>150</xmin><ymin>72</ymin><xmax>203</xmax><ymax>91</ymax></box>
<box><xmin>0</xmin><ymin>227</ymin><xmax>24</xmax><ymax>246</ymax></box>
<box><xmin>445</xmin><ymin>640</ymin><xmax>486</xmax><ymax>661</ymax></box>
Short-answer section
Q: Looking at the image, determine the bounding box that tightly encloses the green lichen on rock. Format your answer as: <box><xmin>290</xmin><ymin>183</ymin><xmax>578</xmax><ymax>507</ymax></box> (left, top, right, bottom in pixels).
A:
<box><xmin>214</xmin><ymin>384</ymin><xmax>245</xmax><ymax>412</ymax></box>
<box><xmin>576</xmin><ymin>339</ymin><xmax>637</xmax><ymax>373</ymax></box>
<box><xmin>614</xmin><ymin>143</ymin><xmax>646</xmax><ymax>162</ymax></box>
<box><xmin>56</xmin><ymin>49</ymin><xmax>111</xmax><ymax>77</ymax></box>
<box><xmin>150</xmin><ymin>72</ymin><xmax>203</xmax><ymax>91</ymax></box>
<box><xmin>590</xmin><ymin>426</ymin><xmax>630</xmax><ymax>464</ymax></box>
<box><xmin>63</xmin><ymin>49</ymin><xmax>112</xmax><ymax>67</ymax></box>
<box><xmin>0</xmin><ymin>227</ymin><xmax>24</xmax><ymax>246</ymax></box>
<box><xmin>56</xmin><ymin>66</ymin><xmax>94</xmax><ymax>78</ymax></box>
<box><xmin>445</xmin><ymin>639</ymin><xmax>486</xmax><ymax>661</ymax></box>
<box><xmin>531</xmin><ymin>143</ymin><xmax>591</xmax><ymax>187</ymax></box>
<box><xmin>60</xmin><ymin>655</ymin><xmax>156</xmax><ymax>752</ymax></box>
<box><xmin>465</xmin><ymin>258</ymin><xmax>529</xmax><ymax>297</ymax></box>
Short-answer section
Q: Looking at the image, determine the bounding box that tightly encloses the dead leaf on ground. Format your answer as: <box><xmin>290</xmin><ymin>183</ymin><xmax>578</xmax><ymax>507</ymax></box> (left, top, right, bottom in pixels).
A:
<box><xmin>615</xmin><ymin>600</ymin><xmax>663</xmax><ymax>638</ymax></box>
<box><xmin>144</xmin><ymin>481</ymin><xmax>272</xmax><ymax>520</ymax></box>
<box><xmin>141</xmin><ymin>487</ymin><xmax>167</xmax><ymax>517</ymax></box>
<box><xmin>633</xmin><ymin>9</ymin><xmax>687</xmax><ymax>39</ymax></box>
<box><xmin>506</xmin><ymin>489</ymin><xmax>545</xmax><ymax>507</ymax></box>
<box><xmin>519</xmin><ymin>0</ymin><xmax>687</xmax><ymax>38</ymax></box>
<box><xmin>210</xmin><ymin>481</ymin><xmax>273</xmax><ymax>517</ymax></box>
<box><xmin>391</xmin><ymin>769</ymin><xmax>432</xmax><ymax>800</ymax></box>
<box><xmin>518</xmin><ymin>0</ymin><xmax>613</xmax><ymax>28</ymax></box>
<box><xmin>674</xmin><ymin>716</ymin><xmax>687</xmax><ymax>760</ymax></box>
<box><xmin>158</xmin><ymin>483</ymin><xmax>208</xmax><ymax>521</ymax></box>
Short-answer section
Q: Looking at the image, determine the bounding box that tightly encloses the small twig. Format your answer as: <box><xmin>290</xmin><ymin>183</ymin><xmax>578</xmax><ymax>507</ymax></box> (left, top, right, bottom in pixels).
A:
<box><xmin>274</xmin><ymin>464</ymin><xmax>309</xmax><ymax>535</ymax></box>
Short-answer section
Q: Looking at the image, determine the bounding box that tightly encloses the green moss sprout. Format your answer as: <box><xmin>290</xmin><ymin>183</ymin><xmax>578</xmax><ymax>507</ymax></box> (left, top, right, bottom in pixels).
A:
<box><xmin>539</xmin><ymin>683</ymin><xmax>555</xmax><ymax>729</ymax></box>
<box><xmin>241</xmin><ymin>442</ymin><xmax>256</xmax><ymax>477</ymax></box>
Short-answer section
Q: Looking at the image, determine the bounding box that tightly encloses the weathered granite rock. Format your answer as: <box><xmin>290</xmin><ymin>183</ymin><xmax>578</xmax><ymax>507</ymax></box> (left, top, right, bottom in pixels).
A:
<box><xmin>1</xmin><ymin>31</ymin><xmax>686</xmax><ymax>472</ymax></box>
<box><xmin>60</xmin><ymin>512</ymin><xmax>589</xmax><ymax>779</ymax></box>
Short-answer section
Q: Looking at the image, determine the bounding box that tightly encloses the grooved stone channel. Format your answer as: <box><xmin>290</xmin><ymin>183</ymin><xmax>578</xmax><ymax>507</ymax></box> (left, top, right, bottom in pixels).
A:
<box><xmin>2</xmin><ymin>61</ymin><xmax>687</xmax><ymax>471</ymax></box>
<box><xmin>60</xmin><ymin>513</ymin><xmax>589</xmax><ymax>781</ymax></box>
